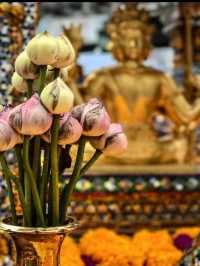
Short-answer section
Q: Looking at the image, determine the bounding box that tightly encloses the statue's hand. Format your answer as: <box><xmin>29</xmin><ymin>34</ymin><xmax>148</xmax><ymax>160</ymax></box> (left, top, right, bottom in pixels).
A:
<box><xmin>187</xmin><ymin>73</ymin><xmax>200</xmax><ymax>92</ymax></box>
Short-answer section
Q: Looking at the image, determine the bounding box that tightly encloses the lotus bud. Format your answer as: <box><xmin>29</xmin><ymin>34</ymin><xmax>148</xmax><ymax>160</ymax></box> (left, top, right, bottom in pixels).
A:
<box><xmin>59</xmin><ymin>113</ymin><xmax>82</xmax><ymax>145</ymax></box>
<box><xmin>46</xmin><ymin>66</ymin><xmax>68</xmax><ymax>84</ymax></box>
<box><xmin>71</xmin><ymin>98</ymin><xmax>110</xmax><ymax>136</ymax></box>
<box><xmin>11</xmin><ymin>72</ymin><xmax>27</xmax><ymax>93</ymax></box>
<box><xmin>0</xmin><ymin>107</ymin><xmax>22</xmax><ymax>151</ymax></box>
<box><xmin>51</xmin><ymin>35</ymin><xmax>75</xmax><ymax>69</ymax></box>
<box><xmin>15</xmin><ymin>50</ymin><xmax>38</xmax><ymax>80</ymax></box>
<box><xmin>45</xmin><ymin>65</ymin><xmax>55</xmax><ymax>84</ymax></box>
<box><xmin>9</xmin><ymin>94</ymin><xmax>52</xmax><ymax>135</ymax></box>
<box><xmin>0</xmin><ymin>120</ymin><xmax>21</xmax><ymax>151</ymax></box>
<box><xmin>60</xmin><ymin>67</ymin><xmax>69</xmax><ymax>83</ymax></box>
<box><xmin>40</xmin><ymin>77</ymin><xmax>74</xmax><ymax>114</ymax></box>
<box><xmin>0</xmin><ymin>106</ymin><xmax>12</xmax><ymax>122</ymax></box>
<box><xmin>42</xmin><ymin>112</ymin><xmax>82</xmax><ymax>145</ymax></box>
<box><xmin>90</xmin><ymin>123</ymin><xmax>128</xmax><ymax>156</ymax></box>
<box><xmin>26</xmin><ymin>31</ymin><xmax>58</xmax><ymax>65</ymax></box>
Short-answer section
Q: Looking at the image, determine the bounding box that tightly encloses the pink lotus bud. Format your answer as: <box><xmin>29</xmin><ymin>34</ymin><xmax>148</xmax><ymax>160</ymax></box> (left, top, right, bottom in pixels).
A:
<box><xmin>0</xmin><ymin>120</ymin><xmax>21</xmax><ymax>151</ymax></box>
<box><xmin>71</xmin><ymin>98</ymin><xmax>110</xmax><ymax>136</ymax></box>
<box><xmin>42</xmin><ymin>112</ymin><xmax>82</xmax><ymax>145</ymax></box>
<box><xmin>0</xmin><ymin>107</ymin><xmax>22</xmax><ymax>151</ymax></box>
<box><xmin>0</xmin><ymin>106</ymin><xmax>12</xmax><ymax>122</ymax></box>
<box><xmin>59</xmin><ymin>113</ymin><xmax>82</xmax><ymax>145</ymax></box>
<box><xmin>90</xmin><ymin>123</ymin><xmax>128</xmax><ymax>156</ymax></box>
<box><xmin>9</xmin><ymin>94</ymin><xmax>52</xmax><ymax>135</ymax></box>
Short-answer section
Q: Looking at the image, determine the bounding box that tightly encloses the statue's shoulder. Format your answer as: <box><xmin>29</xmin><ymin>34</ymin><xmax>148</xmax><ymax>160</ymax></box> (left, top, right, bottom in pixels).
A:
<box><xmin>141</xmin><ymin>66</ymin><xmax>166</xmax><ymax>77</ymax></box>
<box><xmin>85</xmin><ymin>66</ymin><xmax>117</xmax><ymax>83</ymax></box>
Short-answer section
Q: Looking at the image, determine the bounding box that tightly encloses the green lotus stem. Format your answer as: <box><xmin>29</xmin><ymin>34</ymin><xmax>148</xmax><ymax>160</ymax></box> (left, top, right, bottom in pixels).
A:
<box><xmin>50</xmin><ymin>115</ymin><xmax>60</xmax><ymax>226</ymax></box>
<box><xmin>24</xmin><ymin>173</ymin><xmax>32</xmax><ymax>225</ymax></box>
<box><xmin>11</xmin><ymin>175</ymin><xmax>31</xmax><ymax>226</ymax></box>
<box><xmin>33</xmin><ymin>137</ymin><xmax>41</xmax><ymax>180</ymax></box>
<box><xmin>27</xmin><ymin>80</ymin><xmax>33</xmax><ymax>98</ymax></box>
<box><xmin>15</xmin><ymin>144</ymin><xmax>24</xmax><ymax>192</ymax></box>
<box><xmin>60</xmin><ymin>136</ymin><xmax>86</xmax><ymax>224</ymax></box>
<box><xmin>48</xmin><ymin>175</ymin><xmax>53</xmax><ymax>226</ymax></box>
<box><xmin>80</xmin><ymin>150</ymin><xmax>102</xmax><ymax>176</ymax></box>
<box><xmin>23</xmin><ymin>136</ymin><xmax>45</xmax><ymax>226</ymax></box>
<box><xmin>38</xmin><ymin>65</ymin><xmax>47</xmax><ymax>95</ymax></box>
<box><xmin>40</xmin><ymin>143</ymin><xmax>50</xmax><ymax>211</ymax></box>
<box><xmin>0</xmin><ymin>153</ymin><xmax>17</xmax><ymax>225</ymax></box>
<box><xmin>58</xmin><ymin>145</ymin><xmax>71</xmax><ymax>179</ymax></box>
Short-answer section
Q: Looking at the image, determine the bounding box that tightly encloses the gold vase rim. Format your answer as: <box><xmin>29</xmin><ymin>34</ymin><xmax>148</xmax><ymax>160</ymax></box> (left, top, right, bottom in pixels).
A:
<box><xmin>0</xmin><ymin>216</ymin><xmax>79</xmax><ymax>235</ymax></box>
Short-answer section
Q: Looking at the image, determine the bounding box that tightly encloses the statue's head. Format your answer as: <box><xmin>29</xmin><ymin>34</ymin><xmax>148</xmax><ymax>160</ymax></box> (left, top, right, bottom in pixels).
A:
<box><xmin>0</xmin><ymin>2</ymin><xmax>24</xmax><ymax>22</ymax></box>
<box><xmin>63</xmin><ymin>24</ymin><xmax>83</xmax><ymax>56</ymax></box>
<box><xmin>106</xmin><ymin>3</ymin><xmax>152</xmax><ymax>63</ymax></box>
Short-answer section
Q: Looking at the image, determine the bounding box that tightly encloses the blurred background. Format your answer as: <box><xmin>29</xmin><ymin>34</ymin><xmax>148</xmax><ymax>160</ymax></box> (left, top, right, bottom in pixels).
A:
<box><xmin>38</xmin><ymin>2</ymin><xmax>176</xmax><ymax>75</ymax></box>
<box><xmin>2</xmin><ymin>3</ymin><xmax>200</xmax><ymax>266</ymax></box>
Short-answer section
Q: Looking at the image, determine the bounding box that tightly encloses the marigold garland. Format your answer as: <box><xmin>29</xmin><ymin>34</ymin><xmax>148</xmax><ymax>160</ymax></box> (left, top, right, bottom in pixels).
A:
<box><xmin>1</xmin><ymin>227</ymin><xmax>200</xmax><ymax>265</ymax></box>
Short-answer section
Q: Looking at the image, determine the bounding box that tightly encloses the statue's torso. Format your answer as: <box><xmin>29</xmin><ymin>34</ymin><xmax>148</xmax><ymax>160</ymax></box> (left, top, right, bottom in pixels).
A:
<box><xmin>84</xmin><ymin>64</ymin><xmax>189</xmax><ymax>164</ymax></box>
<box><xmin>85</xmin><ymin>64</ymin><xmax>165</xmax><ymax>125</ymax></box>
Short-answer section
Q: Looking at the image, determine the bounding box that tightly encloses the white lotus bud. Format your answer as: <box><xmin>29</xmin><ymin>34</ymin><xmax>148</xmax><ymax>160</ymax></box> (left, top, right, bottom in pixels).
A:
<box><xmin>15</xmin><ymin>50</ymin><xmax>38</xmax><ymax>79</ymax></box>
<box><xmin>11</xmin><ymin>72</ymin><xmax>27</xmax><ymax>93</ymax></box>
<box><xmin>60</xmin><ymin>67</ymin><xmax>69</xmax><ymax>83</ymax></box>
<box><xmin>40</xmin><ymin>77</ymin><xmax>74</xmax><ymax>114</ymax></box>
<box><xmin>26</xmin><ymin>31</ymin><xmax>58</xmax><ymax>65</ymax></box>
<box><xmin>51</xmin><ymin>35</ymin><xmax>75</xmax><ymax>69</ymax></box>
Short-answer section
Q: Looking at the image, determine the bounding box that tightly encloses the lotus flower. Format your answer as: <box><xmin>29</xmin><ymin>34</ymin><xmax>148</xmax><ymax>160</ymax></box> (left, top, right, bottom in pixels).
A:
<box><xmin>40</xmin><ymin>77</ymin><xmax>74</xmax><ymax>114</ymax></box>
<box><xmin>9</xmin><ymin>94</ymin><xmax>52</xmax><ymax>135</ymax></box>
<box><xmin>26</xmin><ymin>31</ymin><xmax>58</xmax><ymax>65</ymax></box>
<box><xmin>59</xmin><ymin>113</ymin><xmax>82</xmax><ymax>145</ymax></box>
<box><xmin>11</xmin><ymin>72</ymin><xmax>27</xmax><ymax>93</ymax></box>
<box><xmin>42</xmin><ymin>112</ymin><xmax>82</xmax><ymax>145</ymax></box>
<box><xmin>0</xmin><ymin>107</ymin><xmax>22</xmax><ymax>151</ymax></box>
<box><xmin>51</xmin><ymin>35</ymin><xmax>75</xmax><ymax>69</ymax></box>
<box><xmin>45</xmin><ymin>65</ymin><xmax>55</xmax><ymax>84</ymax></box>
<box><xmin>15</xmin><ymin>50</ymin><xmax>38</xmax><ymax>80</ymax></box>
<box><xmin>90</xmin><ymin>123</ymin><xmax>128</xmax><ymax>156</ymax></box>
<box><xmin>60</xmin><ymin>67</ymin><xmax>69</xmax><ymax>83</ymax></box>
<box><xmin>45</xmin><ymin>66</ymin><xmax>69</xmax><ymax>84</ymax></box>
<box><xmin>0</xmin><ymin>106</ymin><xmax>12</xmax><ymax>122</ymax></box>
<box><xmin>71</xmin><ymin>98</ymin><xmax>110</xmax><ymax>136</ymax></box>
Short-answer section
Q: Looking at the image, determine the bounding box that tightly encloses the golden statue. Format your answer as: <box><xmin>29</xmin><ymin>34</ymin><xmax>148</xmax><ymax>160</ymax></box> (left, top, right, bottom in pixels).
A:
<box><xmin>63</xmin><ymin>24</ymin><xmax>84</xmax><ymax>105</ymax></box>
<box><xmin>82</xmin><ymin>3</ymin><xmax>200</xmax><ymax>170</ymax></box>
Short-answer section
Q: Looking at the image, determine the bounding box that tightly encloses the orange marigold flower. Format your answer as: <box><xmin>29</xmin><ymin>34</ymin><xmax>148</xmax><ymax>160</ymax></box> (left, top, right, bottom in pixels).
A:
<box><xmin>61</xmin><ymin>236</ymin><xmax>84</xmax><ymax>266</ymax></box>
<box><xmin>174</xmin><ymin>227</ymin><xmax>200</xmax><ymax>239</ymax></box>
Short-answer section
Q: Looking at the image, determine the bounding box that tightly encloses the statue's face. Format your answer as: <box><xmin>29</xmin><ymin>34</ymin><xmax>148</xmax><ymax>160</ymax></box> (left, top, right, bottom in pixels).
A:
<box><xmin>111</xmin><ymin>27</ymin><xmax>149</xmax><ymax>62</ymax></box>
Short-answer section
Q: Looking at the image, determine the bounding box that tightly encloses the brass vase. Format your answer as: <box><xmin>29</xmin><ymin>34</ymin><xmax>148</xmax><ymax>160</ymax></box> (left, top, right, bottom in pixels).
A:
<box><xmin>0</xmin><ymin>216</ymin><xmax>78</xmax><ymax>266</ymax></box>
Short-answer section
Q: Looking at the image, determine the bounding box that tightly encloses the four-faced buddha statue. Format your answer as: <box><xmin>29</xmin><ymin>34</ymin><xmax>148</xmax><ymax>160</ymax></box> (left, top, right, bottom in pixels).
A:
<box><xmin>82</xmin><ymin>3</ymin><xmax>200</xmax><ymax>167</ymax></box>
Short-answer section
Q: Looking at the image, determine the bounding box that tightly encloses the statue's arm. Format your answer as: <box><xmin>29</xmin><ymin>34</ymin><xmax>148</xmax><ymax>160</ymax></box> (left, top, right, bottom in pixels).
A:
<box><xmin>159</xmin><ymin>74</ymin><xmax>196</xmax><ymax>125</ymax></box>
<box><xmin>82</xmin><ymin>71</ymin><xmax>120</xmax><ymax>97</ymax></box>
<box><xmin>82</xmin><ymin>71</ymin><xmax>132</xmax><ymax>122</ymax></box>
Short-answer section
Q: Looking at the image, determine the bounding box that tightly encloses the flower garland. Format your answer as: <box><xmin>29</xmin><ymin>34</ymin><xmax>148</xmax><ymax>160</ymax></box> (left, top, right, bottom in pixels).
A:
<box><xmin>1</xmin><ymin>227</ymin><xmax>200</xmax><ymax>265</ymax></box>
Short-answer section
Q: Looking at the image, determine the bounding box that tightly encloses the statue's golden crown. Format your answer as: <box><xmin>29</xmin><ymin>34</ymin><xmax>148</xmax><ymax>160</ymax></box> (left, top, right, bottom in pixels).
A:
<box><xmin>106</xmin><ymin>2</ymin><xmax>150</xmax><ymax>38</ymax></box>
<box><xmin>63</xmin><ymin>24</ymin><xmax>82</xmax><ymax>40</ymax></box>
<box><xmin>0</xmin><ymin>3</ymin><xmax>24</xmax><ymax>20</ymax></box>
